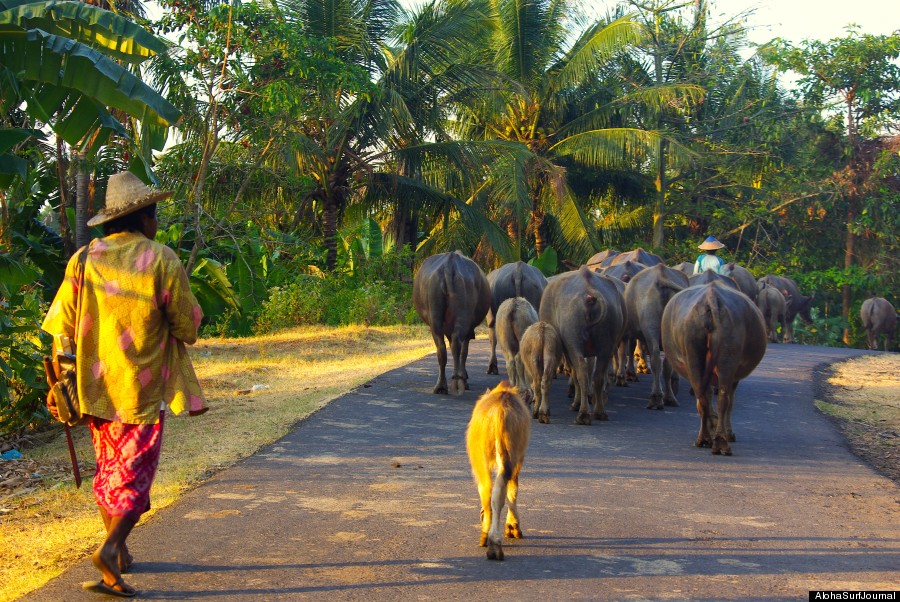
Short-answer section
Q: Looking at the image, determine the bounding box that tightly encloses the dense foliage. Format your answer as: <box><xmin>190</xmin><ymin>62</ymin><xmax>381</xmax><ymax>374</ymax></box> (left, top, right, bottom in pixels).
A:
<box><xmin>2</xmin><ymin>0</ymin><xmax>898</xmax><ymax>434</ymax></box>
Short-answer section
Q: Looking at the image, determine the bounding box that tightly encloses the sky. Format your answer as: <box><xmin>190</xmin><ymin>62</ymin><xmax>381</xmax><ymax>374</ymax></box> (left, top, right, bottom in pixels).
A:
<box><xmin>699</xmin><ymin>0</ymin><xmax>898</xmax><ymax>47</ymax></box>
<box><xmin>394</xmin><ymin>0</ymin><xmax>898</xmax><ymax>54</ymax></box>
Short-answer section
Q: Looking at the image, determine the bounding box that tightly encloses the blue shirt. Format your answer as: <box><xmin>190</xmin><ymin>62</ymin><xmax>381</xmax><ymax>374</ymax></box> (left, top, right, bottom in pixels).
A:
<box><xmin>694</xmin><ymin>253</ymin><xmax>726</xmax><ymax>275</ymax></box>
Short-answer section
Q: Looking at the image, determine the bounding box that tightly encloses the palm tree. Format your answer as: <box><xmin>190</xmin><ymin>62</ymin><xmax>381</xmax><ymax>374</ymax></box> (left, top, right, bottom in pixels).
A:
<box><xmin>358</xmin><ymin>0</ymin><xmax>528</xmax><ymax>261</ymax></box>
<box><xmin>449</xmin><ymin>0</ymin><xmax>697</xmax><ymax>262</ymax></box>
<box><xmin>622</xmin><ymin>0</ymin><xmax>760</xmax><ymax>249</ymax></box>
<box><xmin>262</xmin><ymin>0</ymin><xmax>524</xmax><ymax>270</ymax></box>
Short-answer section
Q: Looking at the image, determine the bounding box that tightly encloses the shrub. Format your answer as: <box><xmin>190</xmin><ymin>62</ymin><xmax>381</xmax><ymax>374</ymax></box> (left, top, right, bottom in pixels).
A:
<box><xmin>253</xmin><ymin>276</ymin><xmax>325</xmax><ymax>333</ymax></box>
<box><xmin>253</xmin><ymin>252</ymin><xmax>415</xmax><ymax>333</ymax></box>
<box><xmin>1</xmin><ymin>285</ymin><xmax>51</xmax><ymax>435</ymax></box>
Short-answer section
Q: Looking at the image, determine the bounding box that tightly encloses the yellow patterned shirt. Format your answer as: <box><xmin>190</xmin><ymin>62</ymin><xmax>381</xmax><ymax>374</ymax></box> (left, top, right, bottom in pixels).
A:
<box><xmin>42</xmin><ymin>232</ymin><xmax>207</xmax><ymax>424</ymax></box>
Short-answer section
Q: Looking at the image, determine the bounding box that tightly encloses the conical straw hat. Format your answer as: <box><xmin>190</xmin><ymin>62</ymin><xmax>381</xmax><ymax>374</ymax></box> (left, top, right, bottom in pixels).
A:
<box><xmin>698</xmin><ymin>235</ymin><xmax>725</xmax><ymax>250</ymax></box>
<box><xmin>86</xmin><ymin>172</ymin><xmax>173</xmax><ymax>227</ymax></box>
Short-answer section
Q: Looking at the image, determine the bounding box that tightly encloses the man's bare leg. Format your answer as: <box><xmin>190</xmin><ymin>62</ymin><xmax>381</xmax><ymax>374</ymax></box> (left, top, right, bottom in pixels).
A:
<box><xmin>99</xmin><ymin>507</ymin><xmax>133</xmax><ymax>572</ymax></box>
<box><xmin>91</xmin><ymin>513</ymin><xmax>137</xmax><ymax>595</ymax></box>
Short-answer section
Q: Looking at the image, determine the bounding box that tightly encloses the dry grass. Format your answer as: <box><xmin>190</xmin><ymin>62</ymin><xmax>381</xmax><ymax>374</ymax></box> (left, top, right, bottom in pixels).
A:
<box><xmin>816</xmin><ymin>354</ymin><xmax>900</xmax><ymax>485</ymax></box>
<box><xmin>0</xmin><ymin>324</ymin><xmax>434</xmax><ymax>602</ymax></box>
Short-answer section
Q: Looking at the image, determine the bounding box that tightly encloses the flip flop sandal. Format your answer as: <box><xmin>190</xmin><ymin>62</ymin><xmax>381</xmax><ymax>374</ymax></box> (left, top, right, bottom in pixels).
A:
<box><xmin>82</xmin><ymin>579</ymin><xmax>136</xmax><ymax>597</ymax></box>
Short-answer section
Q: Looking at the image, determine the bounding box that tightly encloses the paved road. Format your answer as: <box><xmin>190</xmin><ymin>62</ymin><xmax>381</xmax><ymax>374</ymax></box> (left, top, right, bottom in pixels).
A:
<box><xmin>24</xmin><ymin>342</ymin><xmax>900</xmax><ymax>601</ymax></box>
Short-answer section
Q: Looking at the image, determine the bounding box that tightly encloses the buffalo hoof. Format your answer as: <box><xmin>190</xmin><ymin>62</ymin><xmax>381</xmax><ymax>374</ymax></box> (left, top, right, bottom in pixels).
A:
<box><xmin>505</xmin><ymin>523</ymin><xmax>523</xmax><ymax>539</ymax></box>
<box><xmin>593</xmin><ymin>410</ymin><xmax>609</xmax><ymax>421</ymax></box>
<box><xmin>486</xmin><ymin>541</ymin><xmax>504</xmax><ymax>561</ymax></box>
<box><xmin>575</xmin><ymin>412</ymin><xmax>592</xmax><ymax>425</ymax></box>
<box><xmin>663</xmin><ymin>397</ymin><xmax>679</xmax><ymax>407</ymax></box>
<box><xmin>646</xmin><ymin>400</ymin><xmax>663</xmax><ymax>410</ymax></box>
<box><xmin>626</xmin><ymin>372</ymin><xmax>639</xmax><ymax>382</ymax></box>
<box><xmin>694</xmin><ymin>438</ymin><xmax>711</xmax><ymax>448</ymax></box>
<box><xmin>538</xmin><ymin>413</ymin><xmax>551</xmax><ymax>424</ymax></box>
<box><xmin>615</xmin><ymin>377</ymin><xmax>627</xmax><ymax>387</ymax></box>
<box><xmin>433</xmin><ymin>385</ymin><xmax>448</xmax><ymax>394</ymax></box>
<box><xmin>712</xmin><ymin>437</ymin><xmax>732</xmax><ymax>455</ymax></box>
<box><xmin>487</xmin><ymin>363</ymin><xmax>499</xmax><ymax>375</ymax></box>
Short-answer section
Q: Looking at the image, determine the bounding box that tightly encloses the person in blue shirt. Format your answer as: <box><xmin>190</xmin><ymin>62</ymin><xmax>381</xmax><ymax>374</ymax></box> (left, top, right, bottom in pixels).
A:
<box><xmin>694</xmin><ymin>236</ymin><xmax>727</xmax><ymax>275</ymax></box>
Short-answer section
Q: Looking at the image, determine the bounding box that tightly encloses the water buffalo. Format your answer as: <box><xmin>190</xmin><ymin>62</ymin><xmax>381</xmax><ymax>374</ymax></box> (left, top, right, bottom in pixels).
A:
<box><xmin>520</xmin><ymin>321</ymin><xmax>563</xmax><ymax>423</ymax></box>
<box><xmin>860</xmin><ymin>297</ymin><xmax>897</xmax><ymax>351</ymax></box>
<box><xmin>689</xmin><ymin>269</ymin><xmax>740</xmax><ymax>290</ymax></box>
<box><xmin>413</xmin><ymin>251</ymin><xmax>490</xmax><ymax>395</ymax></box>
<box><xmin>609</xmin><ymin>247</ymin><xmax>664</xmax><ymax>267</ymax></box>
<box><xmin>599</xmin><ymin>260</ymin><xmax>647</xmax><ymax>283</ymax></box>
<box><xmin>661</xmin><ymin>282</ymin><xmax>767</xmax><ymax>455</ymax></box>
<box><xmin>622</xmin><ymin>263</ymin><xmax>690</xmax><ymax>409</ymax></box>
<box><xmin>538</xmin><ymin>267</ymin><xmax>625</xmax><ymax>424</ymax></box>
<box><xmin>594</xmin><ymin>264</ymin><xmax>645</xmax><ymax>380</ymax></box>
<box><xmin>757</xmin><ymin>275</ymin><xmax>814</xmax><ymax>343</ymax></box>
<box><xmin>756</xmin><ymin>283</ymin><xmax>789</xmax><ymax>344</ymax></box>
<box><xmin>723</xmin><ymin>263</ymin><xmax>758</xmax><ymax>302</ymax></box>
<box><xmin>600</xmin><ymin>275</ymin><xmax>639</xmax><ymax>384</ymax></box>
<box><xmin>495</xmin><ymin>297</ymin><xmax>539</xmax><ymax>388</ymax></box>
<box><xmin>585</xmin><ymin>249</ymin><xmax>619</xmax><ymax>269</ymax></box>
<box><xmin>672</xmin><ymin>261</ymin><xmax>694</xmax><ymax>276</ymax></box>
<box><xmin>485</xmin><ymin>261</ymin><xmax>547</xmax><ymax>375</ymax></box>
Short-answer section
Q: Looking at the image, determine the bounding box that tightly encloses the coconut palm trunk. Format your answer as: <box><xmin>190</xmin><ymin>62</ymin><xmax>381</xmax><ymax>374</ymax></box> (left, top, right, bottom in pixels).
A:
<box><xmin>74</xmin><ymin>151</ymin><xmax>90</xmax><ymax>248</ymax></box>
<box><xmin>323</xmin><ymin>198</ymin><xmax>339</xmax><ymax>271</ymax></box>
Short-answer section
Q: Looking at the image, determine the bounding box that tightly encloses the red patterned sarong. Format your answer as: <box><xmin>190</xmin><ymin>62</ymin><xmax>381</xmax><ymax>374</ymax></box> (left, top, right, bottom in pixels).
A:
<box><xmin>89</xmin><ymin>412</ymin><xmax>164</xmax><ymax>522</ymax></box>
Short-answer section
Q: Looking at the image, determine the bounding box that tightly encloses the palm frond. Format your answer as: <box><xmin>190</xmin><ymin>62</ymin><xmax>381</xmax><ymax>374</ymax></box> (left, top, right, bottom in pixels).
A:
<box><xmin>551</xmin><ymin>183</ymin><xmax>599</xmax><ymax>259</ymax></box>
<box><xmin>550</xmin><ymin>127</ymin><xmax>696</xmax><ymax>170</ymax></box>
<box><xmin>551</xmin><ymin>15</ymin><xmax>640</xmax><ymax>95</ymax></box>
<box><xmin>492</xmin><ymin>0</ymin><xmax>570</xmax><ymax>87</ymax></box>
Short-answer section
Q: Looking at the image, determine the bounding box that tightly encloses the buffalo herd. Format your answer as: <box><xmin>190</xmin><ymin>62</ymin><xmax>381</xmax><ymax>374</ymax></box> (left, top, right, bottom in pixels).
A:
<box><xmin>425</xmin><ymin>250</ymin><xmax>896</xmax><ymax>560</ymax></box>
<box><xmin>414</xmin><ymin>250</ymin><xmax>896</xmax><ymax>448</ymax></box>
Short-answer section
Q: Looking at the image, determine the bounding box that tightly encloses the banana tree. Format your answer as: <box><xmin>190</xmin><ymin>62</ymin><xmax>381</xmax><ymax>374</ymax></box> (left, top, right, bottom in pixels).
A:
<box><xmin>0</xmin><ymin>0</ymin><xmax>181</xmax><ymax>244</ymax></box>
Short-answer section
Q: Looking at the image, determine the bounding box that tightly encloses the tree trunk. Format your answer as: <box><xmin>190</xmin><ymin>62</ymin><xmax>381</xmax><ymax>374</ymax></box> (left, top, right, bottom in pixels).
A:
<box><xmin>841</xmin><ymin>196</ymin><xmax>857</xmax><ymax>345</ymax></box>
<box><xmin>652</xmin><ymin>138</ymin><xmax>667</xmax><ymax>249</ymax></box>
<box><xmin>184</xmin><ymin>112</ymin><xmax>219</xmax><ymax>274</ymax></box>
<box><xmin>651</xmin><ymin>18</ymin><xmax>667</xmax><ymax>251</ymax></box>
<box><xmin>390</xmin><ymin>203</ymin><xmax>417</xmax><ymax>251</ymax></box>
<box><xmin>532</xmin><ymin>208</ymin><xmax>546</xmax><ymax>258</ymax></box>
<box><xmin>56</xmin><ymin>137</ymin><xmax>74</xmax><ymax>256</ymax></box>
<box><xmin>841</xmin><ymin>99</ymin><xmax>858</xmax><ymax>346</ymax></box>
<box><xmin>391</xmin><ymin>159</ymin><xmax>418</xmax><ymax>254</ymax></box>
<box><xmin>0</xmin><ymin>190</ymin><xmax>8</xmax><ymax>251</ymax></box>
<box><xmin>323</xmin><ymin>199</ymin><xmax>338</xmax><ymax>271</ymax></box>
<box><xmin>74</xmin><ymin>152</ymin><xmax>90</xmax><ymax>249</ymax></box>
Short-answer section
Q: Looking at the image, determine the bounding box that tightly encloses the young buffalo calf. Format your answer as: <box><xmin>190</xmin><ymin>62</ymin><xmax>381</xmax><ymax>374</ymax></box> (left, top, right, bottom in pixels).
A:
<box><xmin>465</xmin><ymin>381</ymin><xmax>532</xmax><ymax>560</ymax></box>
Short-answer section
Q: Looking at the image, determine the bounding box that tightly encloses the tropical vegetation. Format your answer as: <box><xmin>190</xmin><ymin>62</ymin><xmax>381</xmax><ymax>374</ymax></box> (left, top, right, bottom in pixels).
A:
<box><xmin>2</xmin><ymin>0</ymin><xmax>899</xmax><ymax>434</ymax></box>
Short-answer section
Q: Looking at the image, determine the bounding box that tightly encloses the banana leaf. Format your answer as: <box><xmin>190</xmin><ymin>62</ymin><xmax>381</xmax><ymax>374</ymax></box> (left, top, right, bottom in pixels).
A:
<box><xmin>16</xmin><ymin>29</ymin><xmax>181</xmax><ymax>126</ymax></box>
<box><xmin>0</xmin><ymin>0</ymin><xmax>168</xmax><ymax>64</ymax></box>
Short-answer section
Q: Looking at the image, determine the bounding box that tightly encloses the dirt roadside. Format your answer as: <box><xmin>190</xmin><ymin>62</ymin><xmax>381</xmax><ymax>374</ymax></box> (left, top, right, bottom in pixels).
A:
<box><xmin>815</xmin><ymin>353</ymin><xmax>900</xmax><ymax>486</ymax></box>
